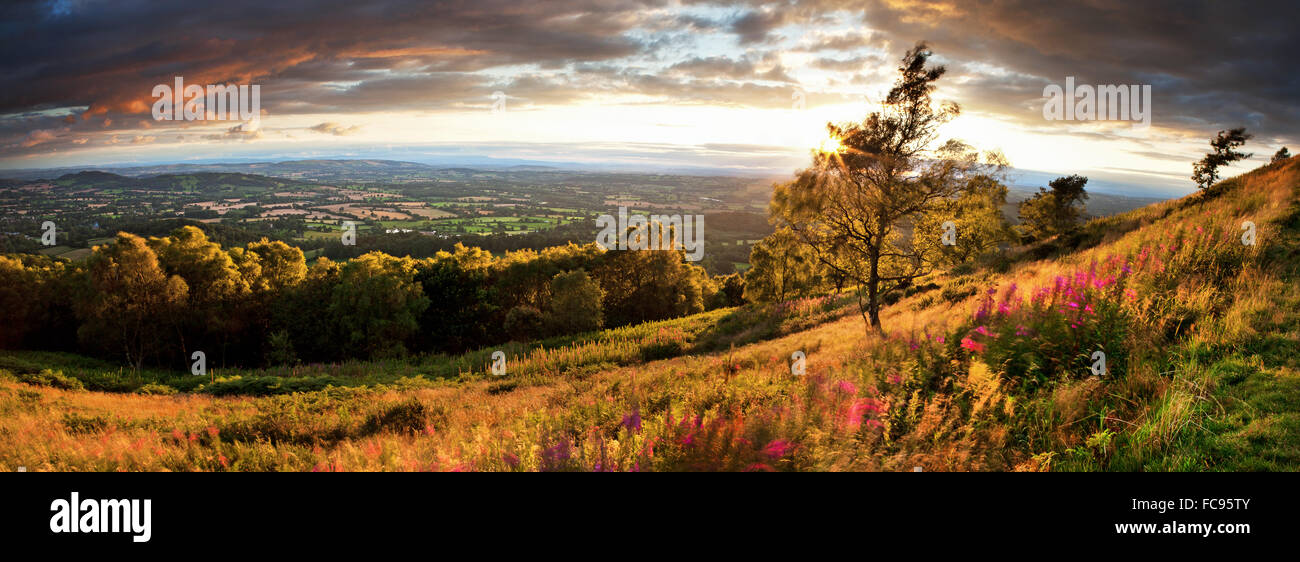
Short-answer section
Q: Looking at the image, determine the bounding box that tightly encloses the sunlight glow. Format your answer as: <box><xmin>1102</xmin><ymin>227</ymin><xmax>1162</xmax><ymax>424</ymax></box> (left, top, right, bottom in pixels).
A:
<box><xmin>819</xmin><ymin>136</ymin><xmax>844</xmax><ymax>154</ymax></box>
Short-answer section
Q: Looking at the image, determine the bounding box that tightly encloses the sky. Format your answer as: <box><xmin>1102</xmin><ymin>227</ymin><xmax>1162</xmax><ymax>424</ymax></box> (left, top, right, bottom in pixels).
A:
<box><xmin>1</xmin><ymin>0</ymin><xmax>1296</xmax><ymax>197</ymax></box>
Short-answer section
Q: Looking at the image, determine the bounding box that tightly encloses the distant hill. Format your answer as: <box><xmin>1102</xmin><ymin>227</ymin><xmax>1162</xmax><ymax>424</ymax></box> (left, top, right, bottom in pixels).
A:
<box><xmin>47</xmin><ymin>170</ymin><xmax>311</xmax><ymax>193</ymax></box>
<box><xmin>1002</xmin><ymin>186</ymin><xmax>1166</xmax><ymax>223</ymax></box>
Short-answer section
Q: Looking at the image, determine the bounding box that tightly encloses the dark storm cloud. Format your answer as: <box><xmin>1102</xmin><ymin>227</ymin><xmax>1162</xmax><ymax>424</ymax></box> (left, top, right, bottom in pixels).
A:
<box><xmin>0</xmin><ymin>0</ymin><xmax>657</xmax><ymax>116</ymax></box>
<box><xmin>703</xmin><ymin>0</ymin><xmax>1297</xmax><ymax>142</ymax></box>
<box><xmin>847</xmin><ymin>0</ymin><xmax>1300</xmax><ymax>139</ymax></box>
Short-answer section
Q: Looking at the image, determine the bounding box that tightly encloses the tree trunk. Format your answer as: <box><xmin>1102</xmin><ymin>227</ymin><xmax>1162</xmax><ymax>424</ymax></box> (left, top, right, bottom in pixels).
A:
<box><xmin>866</xmin><ymin>242</ymin><xmax>884</xmax><ymax>334</ymax></box>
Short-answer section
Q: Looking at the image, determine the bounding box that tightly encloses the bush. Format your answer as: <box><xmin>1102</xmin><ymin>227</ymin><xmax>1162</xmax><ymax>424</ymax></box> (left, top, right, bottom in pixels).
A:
<box><xmin>487</xmin><ymin>380</ymin><xmax>519</xmax><ymax>395</ymax></box>
<box><xmin>135</xmin><ymin>382</ymin><xmax>179</xmax><ymax>395</ymax></box>
<box><xmin>639</xmin><ymin>340</ymin><xmax>684</xmax><ymax>362</ymax></box>
<box><xmin>62</xmin><ymin>413</ymin><xmax>109</xmax><ymax>433</ymax></box>
<box><xmin>940</xmin><ymin>280</ymin><xmax>978</xmax><ymax>304</ymax></box>
<box><xmin>362</xmin><ymin>398</ymin><xmax>445</xmax><ymax>435</ymax></box>
<box><xmin>198</xmin><ymin>375</ymin><xmax>347</xmax><ymax>396</ymax></box>
<box><xmin>19</xmin><ymin>369</ymin><xmax>84</xmax><ymax>391</ymax></box>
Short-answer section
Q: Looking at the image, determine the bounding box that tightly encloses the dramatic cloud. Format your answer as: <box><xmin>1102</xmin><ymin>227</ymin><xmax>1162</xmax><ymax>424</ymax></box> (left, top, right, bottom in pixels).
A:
<box><xmin>0</xmin><ymin>0</ymin><xmax>1295</xmax><ymax>186</ymax></box>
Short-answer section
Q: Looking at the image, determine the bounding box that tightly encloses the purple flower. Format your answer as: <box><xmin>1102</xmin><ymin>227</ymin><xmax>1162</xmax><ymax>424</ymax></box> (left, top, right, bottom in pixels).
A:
<box><xmin>836</xmin><ymin>380</ymin><xmax>858</xmax><ymax>395</ymax></box>
<box><xmin>621</xmin><ymin>410</ymin><xmax>643</xmax><ymax>432</ymax></box>
<box><xmin>543</xmin><ymin>441</ymin><xmax>571</xmax><ymax>463</ymax></box>
<box><xmin>763</xmin><ymin>439</ymin><xmax>793</xmax><ymax>459</ymax></box>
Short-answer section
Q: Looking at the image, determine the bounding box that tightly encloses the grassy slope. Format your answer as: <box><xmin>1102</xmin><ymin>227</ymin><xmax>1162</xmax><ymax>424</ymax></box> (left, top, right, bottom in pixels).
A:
<box><xmin>0</xmin><ymin>158</ymin><xmax>1296</xmax><ymax>471</ymax></box>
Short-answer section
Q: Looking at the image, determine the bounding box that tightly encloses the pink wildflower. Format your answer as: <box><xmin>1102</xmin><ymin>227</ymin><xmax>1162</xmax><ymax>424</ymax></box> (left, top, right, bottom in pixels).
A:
<box><xmin>621</xmin><ymin>410</ymin><xmax>643</xmax><ymax>432</ymax></box>
<box><xmin>763</xmin><ymin>439</ymin><xmax>793</xmax><ymax>459</ymax></box>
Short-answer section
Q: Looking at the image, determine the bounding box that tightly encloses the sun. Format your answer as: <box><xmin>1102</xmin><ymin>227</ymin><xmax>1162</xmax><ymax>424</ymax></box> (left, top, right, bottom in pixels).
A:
<box><xmin>818</xmin><ymin>136</ymin><xmax>844</xmax><ymax>153</ymax></box>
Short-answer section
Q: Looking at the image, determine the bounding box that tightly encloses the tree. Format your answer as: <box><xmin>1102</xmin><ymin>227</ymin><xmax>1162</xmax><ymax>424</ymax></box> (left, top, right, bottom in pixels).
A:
<box><xmin>0</xmin><ymin>255</ymin><xmax>39</xmax><ymax>348</ymax></box>
<box><xmin>149</xmin><ymin>225</ymin><xmax>250</xmax><ymax>364</ymax></box>
<box><xmin>592</xmin><ymin>230</ymin><xmax>709</xmax><ymax>327</ymax></box>
<box><xmin>504</xmin><ymin>305</ymin><xmax>546</xmax><ymax>341</ymax></box>
<box><xmin>272</xmin><ymin>257</ymin><xmax>342</xmax><ymax>362</ymax></box>
<box><xmin>1017</xmin><ymin>174</ymin><xmax>1090</xmax><ymax>241</ymax></box>
<box><xmin>744</xmin><ymin>228</ymin><xmax>823</xmax><ymax>303</ymax></box>
<box><xmin>917</xmin><ymin>169</ymin><xmax>1014</xmax><ymax>265</ymax></box>
<box><xmin>414</xmin><ymin>255</ymin><xmax>493</xmax><ymax>353</ymax></box>
<box><xmin>712</xmin><ymin>273</ymin><xmax>746</xmax><ymax>308</ymax></box>
<box><xmin>1192</xmin><ymin>127</ymin><xmax>1252</xmax><ymax>190</ymax></box>
<box><xmin>329</xmin><ymin>252</ymin><xmax>429</xmax><ymax>358</ymax></box>
<box><xmin>1273</xmin><ymin>147</ymin><xmax>1291</xmax><ymax>163</ymax></box>
<box><xmin>547</xmin><ymin>269</ymin><xmax>605</xmax><ymax>335</ymax></box>
<box><xmin>770</xmin><ymin>42</ymin><xmax>1005</xmax><ymax>332</ymax></box>
<box><xmin>149</xmin><ymin>226</ymin><xmax>247</xmax><ymax>301</ymax></box>
<box><xmin>77</xmin><ymin>233</ymin><xmax>188</xmax><ymax>369</ymax></box>
<box><xmin>245</xmin><ymin>238</ymin><xmax>307</xmax><ymax>292</ymax></box>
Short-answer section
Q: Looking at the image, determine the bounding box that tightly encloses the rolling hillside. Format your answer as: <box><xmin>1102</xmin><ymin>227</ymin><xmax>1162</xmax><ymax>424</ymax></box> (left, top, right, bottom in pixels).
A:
<box><xmin>1</xmin><ymin>157</ymin><xmax>1297</xmax><ymax>472</ymax></box>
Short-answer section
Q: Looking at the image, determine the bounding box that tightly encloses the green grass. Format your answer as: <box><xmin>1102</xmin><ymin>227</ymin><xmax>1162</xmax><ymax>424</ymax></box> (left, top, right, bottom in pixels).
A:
<box><xmin>0</xmin><ymin>294</ymin><xmax>855</xmax><ymax>398</ymax></box>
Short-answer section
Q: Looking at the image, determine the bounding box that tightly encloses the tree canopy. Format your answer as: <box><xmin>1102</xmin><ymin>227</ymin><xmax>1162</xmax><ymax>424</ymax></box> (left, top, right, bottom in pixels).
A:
<box><xmin>768</xmin><ymin>42</ymin><xmax>1007</xmax><ymax>332</ymax></box>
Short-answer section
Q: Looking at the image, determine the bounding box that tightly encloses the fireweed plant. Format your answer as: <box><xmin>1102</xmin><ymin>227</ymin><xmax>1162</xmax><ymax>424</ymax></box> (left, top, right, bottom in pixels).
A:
<box><xmin>955</xmin><ymin>208</ymin><xmax>1258</xmax><ymax>384</ymax></box>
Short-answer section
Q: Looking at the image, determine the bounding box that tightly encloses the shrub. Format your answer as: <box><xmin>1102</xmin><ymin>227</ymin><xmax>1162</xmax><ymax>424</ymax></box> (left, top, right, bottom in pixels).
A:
<box><xmin>487</xmin><ymin>380</ymin><xmax>518</xmax><ymax>395</ymax></box>
<box><xmin>362</xmin><ymin>398</ymin><xmax>445</xmax><ymax>435</ymax></box>
<box><xmin>639</xmin><ymin>340</ymin><xmax>684</xmax><ymax>362</ymax></box>
<box><xmin>135</xmin><ymin>382</ymin><xmax>178</xmax><ymax>395</ymax></box>
<box><xmin>19</xmin><ymin>369</ymin><xmax>84</xmax><ymax>391</ymax></box>
<box><xmin>62</xmin><ymin>413</ymin><xmax>109</xmax><ymax>433</ymax></box>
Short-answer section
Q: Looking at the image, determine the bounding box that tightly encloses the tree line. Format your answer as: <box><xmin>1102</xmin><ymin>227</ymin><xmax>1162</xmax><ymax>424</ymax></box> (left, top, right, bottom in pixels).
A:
<box><xmin>0</xmin><ymin>225</ymin><xmax>741</xmax><ymax>369</ymax></box>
